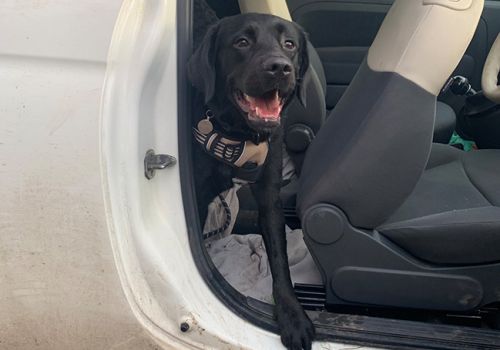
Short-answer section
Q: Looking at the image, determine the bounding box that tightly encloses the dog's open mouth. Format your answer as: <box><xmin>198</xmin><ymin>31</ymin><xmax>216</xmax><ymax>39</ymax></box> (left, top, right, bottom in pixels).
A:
<box><xmin>234</xmin><ymin>89</ymin><xmax>284</xmax><ymax>124</ymax></box>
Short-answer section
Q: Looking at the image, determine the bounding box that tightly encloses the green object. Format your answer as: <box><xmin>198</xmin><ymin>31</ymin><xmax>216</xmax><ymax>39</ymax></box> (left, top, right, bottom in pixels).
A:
<box><xmin>449</xmin><ymin>132</ymin><xmax>476</xmax><ymax>152</ymax></box>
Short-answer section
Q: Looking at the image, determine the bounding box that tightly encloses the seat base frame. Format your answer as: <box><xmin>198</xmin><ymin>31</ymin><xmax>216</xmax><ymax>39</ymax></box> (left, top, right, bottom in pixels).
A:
<box><xmin>302</xmin><ymin>204</ymin><xmax>500</xmax><ymax>311</ymax></box>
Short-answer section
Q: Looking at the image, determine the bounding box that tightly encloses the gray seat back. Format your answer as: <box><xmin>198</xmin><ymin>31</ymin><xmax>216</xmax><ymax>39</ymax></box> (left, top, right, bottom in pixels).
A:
<box><xmin>284</xmin><ymin>43</ymin><xmax>326</xmax><ymax>173</ymax></box>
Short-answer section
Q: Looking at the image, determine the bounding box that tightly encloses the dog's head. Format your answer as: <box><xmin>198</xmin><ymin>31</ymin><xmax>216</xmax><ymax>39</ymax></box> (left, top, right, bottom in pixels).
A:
<box><xmin>188</xmin><ymin>13</ymin><xmax>310</xmax><ymax>133</ymax></box>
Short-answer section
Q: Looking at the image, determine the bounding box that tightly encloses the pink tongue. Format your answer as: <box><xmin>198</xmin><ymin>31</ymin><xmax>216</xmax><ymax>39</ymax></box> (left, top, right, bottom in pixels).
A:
<box><xmin>248</xmin><ymin>95</ymin><xmax>281</xmax><ymax>119</ymax></box>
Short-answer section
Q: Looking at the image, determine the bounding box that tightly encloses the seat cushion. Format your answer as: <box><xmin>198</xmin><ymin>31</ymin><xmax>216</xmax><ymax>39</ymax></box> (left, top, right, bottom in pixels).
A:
<box><xmin>462</xmin><ymin>150</ymin><xmax>500</xmax><ymax>206</ymax></box>
<box><xmin>379</xmin><ymin>207</ymin><xmax>500</xmax><ymax>264</ymax></box>
<box><xmin>433</xmin><ymin>102</ymin><xmax>456</xmax><ymax>144</ymax></box>
<box><xmin>385</xmin><ymin>144</ymin><xmax>490</xmax><ymax>223</ymax></box>
<box><xmin>379</xmin><ymin>145</ymin><xmax>500</xmax><ymax>265</ymax></box>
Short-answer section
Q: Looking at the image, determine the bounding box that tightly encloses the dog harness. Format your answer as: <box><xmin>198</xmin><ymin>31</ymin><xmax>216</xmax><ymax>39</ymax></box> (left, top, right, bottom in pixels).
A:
<box><xmin>193</xmin><ymin>110</ymin><xmax>269</xmax><ymax>183</ymax></box>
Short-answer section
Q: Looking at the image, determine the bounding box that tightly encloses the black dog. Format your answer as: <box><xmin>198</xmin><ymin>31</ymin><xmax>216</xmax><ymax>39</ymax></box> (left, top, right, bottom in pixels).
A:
<box><xmin>188</xmin><ymin>13</ymin><xmax>314</xmax><ymax>350</ymax></box>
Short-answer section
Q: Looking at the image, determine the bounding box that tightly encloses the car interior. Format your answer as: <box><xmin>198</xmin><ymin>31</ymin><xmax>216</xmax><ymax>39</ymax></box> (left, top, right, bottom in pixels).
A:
<box><xmin>183</xmin><ymin>0</ymin><xmax>500</xmax><ymax>348</ymax></box>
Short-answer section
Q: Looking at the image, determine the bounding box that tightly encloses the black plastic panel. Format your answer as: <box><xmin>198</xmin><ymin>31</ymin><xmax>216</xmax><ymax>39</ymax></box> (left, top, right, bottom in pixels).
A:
<box><xmin>287</xmin><ymin>0</ymin><xmax>392</xmax><ymax>107</ymax></box>
<box><xmin>316</xmin><ymin>46</ymin><xmax>367</xmax><ymax>108</ymax></box>
<box><xmin>333</xmin><ymin>267</ymin><xmax>483</xmax><ymax>311</ymax></box>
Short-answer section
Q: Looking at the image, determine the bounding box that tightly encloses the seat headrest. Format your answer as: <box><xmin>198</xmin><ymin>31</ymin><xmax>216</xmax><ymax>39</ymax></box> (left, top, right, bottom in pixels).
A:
<box><xmin>238</xmin><ymin>0</ymin><xmax>291</xmax><ymax>21</ymax></box>
<box><xmin>368</xmin><ymin>0</ymin><xmax>483</xmax><ymax>96</ymax></box>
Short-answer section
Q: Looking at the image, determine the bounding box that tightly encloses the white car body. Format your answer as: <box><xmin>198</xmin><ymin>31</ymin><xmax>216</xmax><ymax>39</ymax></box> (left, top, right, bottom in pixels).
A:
<box><xmin>0</xmin><ymin>1</ymin><xmax>374</xmax><ymax>349</ymax></box>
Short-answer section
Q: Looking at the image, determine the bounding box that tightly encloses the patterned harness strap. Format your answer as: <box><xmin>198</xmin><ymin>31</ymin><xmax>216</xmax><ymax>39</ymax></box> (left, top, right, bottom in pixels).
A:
<box><xmin>193</xmin><ymin>127</ymin><xmax>246</xmax><ymax>167</ymax></box>
<box><xmin>193</xmin><ymin>115</ymin><xmax>269</xmax><ymax>183</ymax></box>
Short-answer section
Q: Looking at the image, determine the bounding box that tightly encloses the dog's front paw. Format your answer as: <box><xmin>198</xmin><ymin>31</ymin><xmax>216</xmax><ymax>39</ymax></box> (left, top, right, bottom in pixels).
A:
<box><xmin>276</xmin><ymin>299</ymin><xmax>315</xmax><ymax>350</ymax></box>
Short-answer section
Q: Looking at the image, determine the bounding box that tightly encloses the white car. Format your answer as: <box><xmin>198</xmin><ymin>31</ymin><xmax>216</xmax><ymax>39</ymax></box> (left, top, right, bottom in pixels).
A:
<box><xmin>2</xmin><ymin>0</ymin><xmax>500</xmax><ymax>349</ymax></box>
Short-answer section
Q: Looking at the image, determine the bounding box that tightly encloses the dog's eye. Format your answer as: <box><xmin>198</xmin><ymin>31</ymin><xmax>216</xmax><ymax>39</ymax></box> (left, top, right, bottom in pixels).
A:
<box><xmin>283</xmin><ymin>40</ymin><xmax>296</xmax><ymax>50</ymax></box>
<box><xmin>234</xmin><ymin>38</ymin><xmax>250</xmax><ymax>48</ymax></box>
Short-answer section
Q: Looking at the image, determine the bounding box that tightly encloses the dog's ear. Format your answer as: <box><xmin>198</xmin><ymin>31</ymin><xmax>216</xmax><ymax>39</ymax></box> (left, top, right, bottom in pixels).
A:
<box><xmin>295</xmin><ymin>25</ymin><xmax>311</xmax><ymax>107</ymax></box>
<box><xmin>188</xmin><ymin>23</ymin><xmax>220</xmax><ymax>104</ymax></box>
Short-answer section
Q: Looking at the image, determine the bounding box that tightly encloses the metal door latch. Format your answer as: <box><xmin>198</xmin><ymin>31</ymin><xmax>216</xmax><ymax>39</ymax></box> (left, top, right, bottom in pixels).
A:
<box><xmin>144</xmin><ymin>149</ymin><xmax>176</xmax><ymax>180</ymax></box>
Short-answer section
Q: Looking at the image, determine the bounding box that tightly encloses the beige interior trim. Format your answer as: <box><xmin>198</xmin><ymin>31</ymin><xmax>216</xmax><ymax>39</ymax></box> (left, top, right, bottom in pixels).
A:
<box><xmin>368</xmin><ymin>0</ymin><xmax>484</xmax><ymax>96</ymax></box>
<box><xmin>482</xmin><ymin>34</ymin><xmax>500</xmax><ymax>104</ymax></box>
<box><xmin>238</xmin><ymin>0</ymin><xmax>292</xmax><ymax>21</ymax></box>
<box><xmin>423</xmin><ymin>0</ymin><xmax>473</xmax><ymax>11</ymax></box>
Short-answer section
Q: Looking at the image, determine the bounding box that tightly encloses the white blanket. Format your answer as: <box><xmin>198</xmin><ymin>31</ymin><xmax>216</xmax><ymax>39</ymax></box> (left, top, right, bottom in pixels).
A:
<box><xmin>204</xmin><ymin>185</ymin><xmax>322</xmax><ymax>303</ymax></box>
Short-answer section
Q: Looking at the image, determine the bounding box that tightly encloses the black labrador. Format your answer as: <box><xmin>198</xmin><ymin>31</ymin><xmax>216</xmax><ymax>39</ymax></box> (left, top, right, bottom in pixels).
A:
<box><xmin>188</xmin><ymin>13</ymin><xmax>314</xmax><ymax>350</ymax></box>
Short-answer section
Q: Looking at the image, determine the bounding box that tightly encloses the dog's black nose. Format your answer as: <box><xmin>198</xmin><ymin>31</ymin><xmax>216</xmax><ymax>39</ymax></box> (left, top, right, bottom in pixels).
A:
<box><xmin>263</xmin><ymin>58</ymin><xmax>292</xmax><ymax>77</ymax></box>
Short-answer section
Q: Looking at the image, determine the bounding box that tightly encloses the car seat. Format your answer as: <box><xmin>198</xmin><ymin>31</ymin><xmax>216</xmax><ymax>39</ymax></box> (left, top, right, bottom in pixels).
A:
<box><xmin>295</xmin><ymin>0</ymin><xmax>500</xmax><ymax>311</ymax></box>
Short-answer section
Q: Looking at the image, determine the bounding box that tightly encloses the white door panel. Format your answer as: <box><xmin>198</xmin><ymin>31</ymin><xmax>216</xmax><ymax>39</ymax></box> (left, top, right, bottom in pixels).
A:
<box><xmin>0</xmin><ymin>1</ymin><xmax>160</xmax><ymax>349</ymax></box>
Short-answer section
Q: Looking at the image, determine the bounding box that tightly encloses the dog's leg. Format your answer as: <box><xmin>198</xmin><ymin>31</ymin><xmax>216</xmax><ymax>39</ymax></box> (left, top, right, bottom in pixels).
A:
<box><xmin>251</xmin><ymin>128</ymin><xmax>315</xmax><ymax>350</ymax></box>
